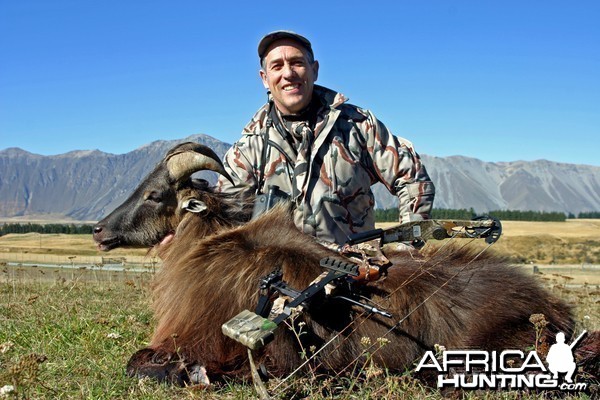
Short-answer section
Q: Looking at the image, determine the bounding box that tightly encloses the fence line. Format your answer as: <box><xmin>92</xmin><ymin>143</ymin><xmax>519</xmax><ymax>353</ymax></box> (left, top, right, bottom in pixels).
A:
<box><xmin>1</xmin><ymin>264</ymin><xmax>156</xmax><ymax>286</ymax></box>
<box><xmin>0</xmin><ymin>252</ymin><xmax>161</xmax><ymax>268</ymax></box>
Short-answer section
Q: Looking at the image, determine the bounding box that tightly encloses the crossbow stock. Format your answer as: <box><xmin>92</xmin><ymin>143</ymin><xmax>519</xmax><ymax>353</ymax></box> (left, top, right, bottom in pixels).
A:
<box><xmin>222</xmin><ymin>216</ymin><xmax>502</xmax><ymax>350</ymax></box>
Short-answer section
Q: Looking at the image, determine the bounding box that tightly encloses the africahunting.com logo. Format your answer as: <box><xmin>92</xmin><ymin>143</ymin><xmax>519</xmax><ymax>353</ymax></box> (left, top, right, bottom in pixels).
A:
<box><xmin>415</xmin><ymin>330</ymin><xmax>588</xmax><ymax>391</ymax></box>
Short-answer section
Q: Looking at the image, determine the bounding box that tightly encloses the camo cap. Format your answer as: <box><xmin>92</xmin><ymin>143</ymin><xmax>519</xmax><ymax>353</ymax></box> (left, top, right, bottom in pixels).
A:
<box><xmin>258</xmin><ymin>30</ymin><xmax>313</xmax><ymax>62</ymax></box>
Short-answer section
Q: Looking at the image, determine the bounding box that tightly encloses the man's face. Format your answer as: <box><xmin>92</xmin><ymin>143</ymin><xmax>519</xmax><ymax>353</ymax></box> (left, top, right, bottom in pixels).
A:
<box><xmin>260</xmin><ymin>39</ymin><xmax>319</xmax><ymax>115</ymax></box>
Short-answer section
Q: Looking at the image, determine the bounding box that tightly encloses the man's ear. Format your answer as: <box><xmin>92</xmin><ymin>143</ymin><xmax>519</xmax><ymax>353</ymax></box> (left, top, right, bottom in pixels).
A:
<box><xmin>312</xmin><ymin>60</ymin><xmax>319</xmax><ymax>82</ymax></box>
<box><xmin>259</xmin><ymin>69</ymin><xmax>269</xmax><ymax>89</ymax></box>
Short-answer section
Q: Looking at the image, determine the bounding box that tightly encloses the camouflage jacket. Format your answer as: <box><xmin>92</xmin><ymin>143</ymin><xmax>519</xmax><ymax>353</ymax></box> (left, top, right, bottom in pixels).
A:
<box><xmin>217</xmin><ymin>85</ymin><xmax>435</xmax><ymax>244</ymax></box>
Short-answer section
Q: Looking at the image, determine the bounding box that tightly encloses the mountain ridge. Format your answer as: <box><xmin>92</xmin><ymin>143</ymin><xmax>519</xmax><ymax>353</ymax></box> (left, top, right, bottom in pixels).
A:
<box><xmin>1</xmin><ymin>134</ymin><xmax>599</xmax><ymax>222</ymax></box>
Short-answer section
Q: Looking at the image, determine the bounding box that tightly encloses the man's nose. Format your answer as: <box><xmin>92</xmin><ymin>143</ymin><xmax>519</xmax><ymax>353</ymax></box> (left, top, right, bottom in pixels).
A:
<box><xmin>282</xmin><ymin>63</ymin><xmax>296</xmax><ymax>78</ymax></box>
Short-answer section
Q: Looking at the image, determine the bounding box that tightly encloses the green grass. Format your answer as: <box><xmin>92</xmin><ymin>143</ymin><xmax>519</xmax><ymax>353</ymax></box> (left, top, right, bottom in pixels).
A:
<box><xmin>0</xmin><ymin>280</ymin><xmax>157</xmax><ymax>399</ymax></box>
<box><xmin>0</xmin><ymin>273</ymin><xmax>597</xmax><ymax>399</ymax></box>
<box><xmin>0</xmin><ymin>277</ymin><xmax>265</xmax><ymax>399</ymax></box>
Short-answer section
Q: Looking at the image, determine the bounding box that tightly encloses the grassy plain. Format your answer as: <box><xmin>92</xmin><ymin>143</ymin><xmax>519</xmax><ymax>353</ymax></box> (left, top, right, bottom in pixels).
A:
<box><xmin>2</xmin><ymin>219</ymin><xmax>600</xmax><ymax>266</ymax></box>
<box><xmin>0</xmin><ymin>219</ymin><xmax>599</xmax><ymax>399</ymax></box>
<box><xmin>0</xmin><ymin>232</ymin><xmax>156</xmax><ymax>268</ymax></box>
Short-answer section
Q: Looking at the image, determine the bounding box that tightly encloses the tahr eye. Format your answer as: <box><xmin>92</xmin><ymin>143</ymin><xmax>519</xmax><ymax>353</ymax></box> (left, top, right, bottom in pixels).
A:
<box><xmin>145</xmin><ymin>191</ymin><xmax>163</xmax><ymax>203</ymax></box>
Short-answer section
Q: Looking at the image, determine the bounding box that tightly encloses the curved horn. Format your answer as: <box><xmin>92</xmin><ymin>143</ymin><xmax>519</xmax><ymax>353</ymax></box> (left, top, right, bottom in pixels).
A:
<box><xmin>165</xmin><ymin>142</ymin><xmax>233</xmax><ymax>183</ymax></box>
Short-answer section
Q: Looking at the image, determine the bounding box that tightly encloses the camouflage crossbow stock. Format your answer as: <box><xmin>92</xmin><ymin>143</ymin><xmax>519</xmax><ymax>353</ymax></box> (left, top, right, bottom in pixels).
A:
<box><xmin>347</xmin><ymin>215</ymin><xmax>502</xmax><ymax>246</ymax></box>
<box><xmin>222</xmin><ymin>216</ymin><xmax>502</xmax><ymax>350</ymax></box>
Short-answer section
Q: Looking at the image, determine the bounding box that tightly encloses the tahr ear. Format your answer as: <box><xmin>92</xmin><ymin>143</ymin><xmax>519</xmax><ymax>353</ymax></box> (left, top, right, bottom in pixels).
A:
<box><xmin>181</xmin><ymin>198</ymin><xmax>207</xmax><ymax>214</ymax></box>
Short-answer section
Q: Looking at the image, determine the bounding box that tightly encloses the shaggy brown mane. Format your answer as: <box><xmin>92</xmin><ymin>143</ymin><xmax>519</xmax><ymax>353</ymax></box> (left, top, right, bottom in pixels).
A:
<box><xmin>148</xmin><ymin>206</ymin><xmax>574</xmax><ymax>380</ymax></box>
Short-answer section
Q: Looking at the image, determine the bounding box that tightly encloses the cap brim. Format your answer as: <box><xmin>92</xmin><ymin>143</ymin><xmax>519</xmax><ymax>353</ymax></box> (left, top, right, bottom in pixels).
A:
<box><xmin>258</xmin><ymin>31</ymin><xmax>313</xmax><ymax>60</ymax></box>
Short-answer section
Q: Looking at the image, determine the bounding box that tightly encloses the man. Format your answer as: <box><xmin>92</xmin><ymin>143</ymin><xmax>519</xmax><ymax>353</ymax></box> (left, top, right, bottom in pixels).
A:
<box><xmin>546</xmin><ymin>332</ymin><xmax>577</xmax><ymax>383</ymax></box>
<box><xmin>218</xmin><ymin>30</ymin><xmax>435</xmax><ymax>245</ymax></box>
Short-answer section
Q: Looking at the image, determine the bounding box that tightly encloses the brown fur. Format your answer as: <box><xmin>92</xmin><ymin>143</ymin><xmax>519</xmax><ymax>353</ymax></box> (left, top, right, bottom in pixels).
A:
<box><xmin>146</xmin><ymin>206</ymin><xmax>576</xmax><ymax>381</ymax></box>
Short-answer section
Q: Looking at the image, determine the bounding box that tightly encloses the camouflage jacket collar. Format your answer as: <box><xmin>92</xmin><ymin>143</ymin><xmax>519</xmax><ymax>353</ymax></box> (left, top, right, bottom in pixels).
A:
<box><xmin>313</xmin><ymin>85</ymin><xmax>348</xmax><ymax>109</ymax></box>
<box><xmin>262</xmin><ymin>85</ymin><xmax>348</xmax><ymax>159</ymax></box>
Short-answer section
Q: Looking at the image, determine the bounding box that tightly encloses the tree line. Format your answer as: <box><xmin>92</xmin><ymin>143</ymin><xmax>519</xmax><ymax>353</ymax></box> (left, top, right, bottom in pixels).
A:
<box><xmin>0</xmin><ymin>223</ymin><xmax>94</xmax><ymax>235</ymax></box>
<box><xmin>577</xmin><ymin>211</ymin><xmax>600</xmax><ymax>219</ymax></box>
<box><xmin>375</xmin><ymin>208</ymin><xmax>600</xmax><ymax>223</ymax></box>
<box><xmin>1</xmin><ymin>209</ymin><xmax>599</xmax><ymax>235</ymax></box>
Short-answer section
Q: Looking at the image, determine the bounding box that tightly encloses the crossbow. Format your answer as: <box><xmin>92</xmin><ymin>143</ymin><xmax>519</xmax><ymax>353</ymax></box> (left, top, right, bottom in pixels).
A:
<box><xmin>222</xmin><ymin>216</ymin><xmax>502</xmax><ymax>350</ymax></box>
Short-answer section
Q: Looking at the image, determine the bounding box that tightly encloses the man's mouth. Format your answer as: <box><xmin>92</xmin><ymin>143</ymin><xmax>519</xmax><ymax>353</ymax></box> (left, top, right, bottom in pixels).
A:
<box><xmin>282</xmin><ymin>83</ymin><xmax>301</xmax><ymax>92</ymax></box>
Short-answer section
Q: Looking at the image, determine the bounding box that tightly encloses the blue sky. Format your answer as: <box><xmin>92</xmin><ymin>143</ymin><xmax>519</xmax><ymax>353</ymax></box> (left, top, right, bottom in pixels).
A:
<box><xmin>1</xmin><ymin>1</ymin><xmax>599</xmax><ymax>166</ymax></box>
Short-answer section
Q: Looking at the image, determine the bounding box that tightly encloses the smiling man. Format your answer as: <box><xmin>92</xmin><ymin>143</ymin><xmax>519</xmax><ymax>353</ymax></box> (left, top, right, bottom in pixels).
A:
<box><xmin>259</xmin><ymin>35</ymin><xmax>318</xmax><ymax>115</ymax></box>
<box><xmin>218</xmin><ymin>30</ymin><xmax>435</xmax><ymax>245</ymax></box>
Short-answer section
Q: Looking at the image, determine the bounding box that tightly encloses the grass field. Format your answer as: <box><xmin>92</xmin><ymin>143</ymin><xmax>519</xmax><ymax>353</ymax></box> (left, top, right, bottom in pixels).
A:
<box><xmin>0</xmin><ymin>269</ymin><xmax>598</xmax><ymax>399</ymax></box>
<box><xmin>0</xmin><ymin>219</ymin><xmax>599</xmax><ymax>399</ymax></box>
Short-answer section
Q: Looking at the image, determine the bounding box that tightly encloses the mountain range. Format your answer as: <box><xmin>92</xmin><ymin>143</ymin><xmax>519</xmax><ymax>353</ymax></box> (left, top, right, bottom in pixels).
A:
<box><xmin>1</xmin><ymin>134</ymin><xmax>599</xmax><ymax>222</ymax></box>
